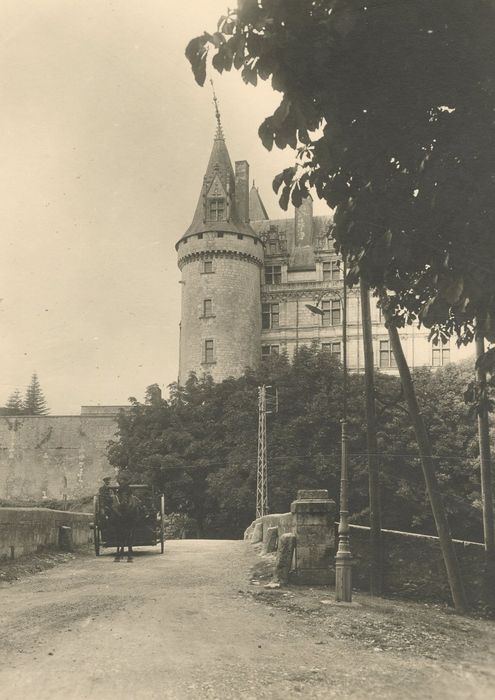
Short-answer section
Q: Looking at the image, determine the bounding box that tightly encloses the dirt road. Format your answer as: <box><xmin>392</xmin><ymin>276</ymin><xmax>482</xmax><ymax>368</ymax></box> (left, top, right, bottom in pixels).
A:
<box><xmin>1</xmin><ymin>540</ymin><xmax>494</xmax><ymax>699</ymax></box>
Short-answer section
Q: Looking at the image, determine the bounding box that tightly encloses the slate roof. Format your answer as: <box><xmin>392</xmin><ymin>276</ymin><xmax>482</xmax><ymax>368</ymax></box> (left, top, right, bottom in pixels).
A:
<box><xmin>249</xmin><ymin>185</ymin><xmax>269</xmax><ymax>221</ymax></box>
<box><xmin>179</xmin><ymin>130</ymin><xmax>257</xmax><ymax>243</ymax></box>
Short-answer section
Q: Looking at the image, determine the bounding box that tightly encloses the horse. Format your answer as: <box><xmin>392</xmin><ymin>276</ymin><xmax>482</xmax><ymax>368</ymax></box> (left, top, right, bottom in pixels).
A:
<box><xmin>110</xmin><ymin>485</ymin><xmax>142</xmax><ymax>562</ymax></box>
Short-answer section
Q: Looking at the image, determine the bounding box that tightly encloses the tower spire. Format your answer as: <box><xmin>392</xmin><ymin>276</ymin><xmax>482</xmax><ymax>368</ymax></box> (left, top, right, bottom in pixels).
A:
<box><xmin>210</xmin><ymin>79</ymin><xmax>224</xmax><ymax>140</ymax></box>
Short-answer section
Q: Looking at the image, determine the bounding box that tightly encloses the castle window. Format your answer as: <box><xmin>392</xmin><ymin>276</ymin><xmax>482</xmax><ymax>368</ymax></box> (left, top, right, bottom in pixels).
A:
<box><xmin>217</xmin><ymin>232</ymin><xmax>224</xmax><ymax>238</ymax></box>
<box><xmin>264</xmin><ymin>265</ymin><xmax>282</xmax><ymax>285</ymax></box>
<box><xmin>262</xmin><ymin>345</ymin><xmax>280</xmax><ymax>358</ymax></box>
<box><xmin>323</xmin><ymin>260</ymin><xmax>341</xmax><ymax>281</ymax></box>
<box><xmin>262</xmin><ymin>303</ymin><xmax>279</xmax><ymax>329</ymax></box>
<box><xmin>203</xmin><ymin>299</ymin><xmax>212</xmax><ymax>317</ymax></box>
<box><xmin>202</xmin><ymin>260</ymin><xmax>213</xmax><ymax>274</ymax></box>
<box><xmin>237</xmin><ymin>234</ymin><xmax>243</xmax><ymax>240</ymax></box>
<box><xmin>198</xmin><ymin>233</ymin><xmax>203</xmax><ymax>240</ymax></box>
<box><xmin>269</xmin><ymin>241</ymin><xmax>277</xmax><ymax>255</ymax></box>
<box><xmin>209</xmin><ymin>198</ymin><xmax>225</xmax><ymax>221</ymax></box>
<box><xmin>432</xmin><ymin>345</ymin><xmax>450</xmax><ymax>367</ymax></box>
<box><xmin>379</xmin><ymin>339</ymin><xmax>397</xmax><ymax>368</ymax></box>
<box><xmin>322</xmin><ymin>341</ymin><xmax>341</xmax><ymax>361</ymax></box>
<box><xmin>322</xmin><ymin>299</ymin><xmax>341</xmax><ymax>326</ymax></box>
<box><xmin>203</xmin><ymin>339</ymin><xmax>215</xmax><ymax>364</ymax></box>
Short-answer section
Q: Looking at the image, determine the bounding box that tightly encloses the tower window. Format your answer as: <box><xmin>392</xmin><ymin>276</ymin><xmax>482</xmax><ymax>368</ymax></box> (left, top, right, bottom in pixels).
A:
<box><xmin>203</xmin><ymin>299</ymin><xmax>212</xmax><ymax>317</ymax></box>
<box><xmin>379</xmin><ymin>339</ymin><xmax>397</xmax><ymax>368</ymax></box>
<box><xmin>323</xmin><ymin>260</ymin><xmax>341</xmax><ymax>281</ymax></box>
<box><xmin>209</xmin><ymin>198</ymin><xmax>225</xmax><ymax>221</ymax></box>
<box><xmin>203</xmin><ymin>339</ymin><xmax>215</xmax><ymax>364</ymax></box>
<box><xmin>202</xmin><ymin>260</ymin><xmax>213</xmax><ymax>274</ymax></box>
<box><xmin>262</xmin><ymin>303</ymin><xmax>279</xmax><ymax>329</ymax></box>
<box><xmin>265</xmin><ymin>265</ymin><xmax>282</xmax><ymax>285</ymax></box>
<box><xmin>432</xmin><ymin>345</ymin><xmax>450</xmax><ymax>367</ymax></box>
<box><xmin>322</xmin><ymin>299</ymin><xmax>341</xmax><ymax>326</ymax></box>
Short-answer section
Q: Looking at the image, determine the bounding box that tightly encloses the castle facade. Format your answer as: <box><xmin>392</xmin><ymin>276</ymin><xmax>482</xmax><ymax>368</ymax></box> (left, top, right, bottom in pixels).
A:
<box><xmin>176</xmin><ymin>124</ymin><xmax>472</xmax><ymax>383</ymax></box>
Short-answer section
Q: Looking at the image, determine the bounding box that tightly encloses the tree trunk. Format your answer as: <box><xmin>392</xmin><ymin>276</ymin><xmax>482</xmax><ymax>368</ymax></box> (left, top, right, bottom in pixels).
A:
<box><xmin>475</xmin><ymin>335</ymin><xmax>495</xmax><ymax>562</ymax></box>
<box><xmin>382</xmin><ymin>301</ymin><xmax>467</xmax><ymax>613</ymax></box>
<box><xmin>360</xmin><ymin>280</ymin><xmax>382</xmax><ymax>595</ymax></box>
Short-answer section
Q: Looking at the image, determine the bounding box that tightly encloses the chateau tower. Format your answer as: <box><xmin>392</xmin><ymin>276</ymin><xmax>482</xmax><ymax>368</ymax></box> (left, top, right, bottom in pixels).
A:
<box><xmin>176</xmin><ymin>112</ymin><xmax>263</xmax><ymax>384</ymax></box>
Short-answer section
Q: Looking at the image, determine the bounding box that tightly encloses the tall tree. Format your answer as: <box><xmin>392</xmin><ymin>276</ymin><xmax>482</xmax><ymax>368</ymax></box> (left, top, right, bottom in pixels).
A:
<box><xmin>23</xmin><ymin>373</ymin><xmax>48</xmax><ymax>415</ymax></box>
<box><xmin>108</xmin><ymin>355</ymin><xmax>485</xmax><ymax>545</ymax></box>
<box><xmin>5</xmin><ymin>389</ymin><xmax>24</xmax><ymax>415</ymax></box>
<box><xmin>184</xmin><ymin>0</ymin><xmax>495</xmax><ymax>612</ymax></box>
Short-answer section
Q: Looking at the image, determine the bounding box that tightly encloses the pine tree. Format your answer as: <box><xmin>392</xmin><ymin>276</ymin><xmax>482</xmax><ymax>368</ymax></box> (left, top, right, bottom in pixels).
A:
<box><xmin>23</xmin><ymin>373</ymin><xmax>48</xmax><ymax>415</ymax></box>
<box><xmin>5</xmin><ymin>388</ymin><xmax>24</xmax><ymax>415</ymax></box>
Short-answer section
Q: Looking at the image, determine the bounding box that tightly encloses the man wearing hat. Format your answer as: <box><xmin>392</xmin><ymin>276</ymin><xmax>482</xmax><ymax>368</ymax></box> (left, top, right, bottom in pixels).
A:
<box><xmin>98</xmin><ymin>476</ymin><xmax>114</xmax><ymax>518</ymax></box>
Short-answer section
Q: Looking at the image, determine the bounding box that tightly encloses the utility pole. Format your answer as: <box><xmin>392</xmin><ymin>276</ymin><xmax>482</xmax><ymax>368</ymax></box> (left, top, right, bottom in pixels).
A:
<box><xmin>256</xmin><ymin>385</ymin><xmax>268</xmax><ymax>519</ymax></box>
<box><xmin>256</xmin><ymin>385</ymin><xmax>278</xmax><ymax>519</ymax></box>
<box><xmin>360</xmin><ymin>280</ymin><xmax>382</xmax><ymax>595</ymax></box>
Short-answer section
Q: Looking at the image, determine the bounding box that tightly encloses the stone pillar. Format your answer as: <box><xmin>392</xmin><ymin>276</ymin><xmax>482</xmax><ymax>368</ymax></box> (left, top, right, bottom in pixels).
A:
<box><xmin>290</xmin><ymin>489</ymin><xmax>336</xmax><ymax>585</ymax></box>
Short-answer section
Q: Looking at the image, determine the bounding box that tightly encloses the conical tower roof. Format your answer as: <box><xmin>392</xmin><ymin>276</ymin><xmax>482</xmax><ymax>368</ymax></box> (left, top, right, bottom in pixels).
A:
<box><xmin>178</xmin><ymin>112</ymin><xmax>258</xmax><ymax>245</ymax></box>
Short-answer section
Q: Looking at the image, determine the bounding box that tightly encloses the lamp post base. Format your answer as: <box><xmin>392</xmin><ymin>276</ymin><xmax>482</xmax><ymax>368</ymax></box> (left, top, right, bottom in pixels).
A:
<box><xmin>335</xmin><ymin>551</ymin><xmax>353</xmax><ymax>602</ymax></box>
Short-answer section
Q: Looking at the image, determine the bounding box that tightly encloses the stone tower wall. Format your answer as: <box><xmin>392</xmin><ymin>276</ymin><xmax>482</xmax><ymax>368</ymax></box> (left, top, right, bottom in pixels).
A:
<box><xmin>178</xmin><ymin>231</ymin><xmax>263</xmax><ymax>383</ymax></box>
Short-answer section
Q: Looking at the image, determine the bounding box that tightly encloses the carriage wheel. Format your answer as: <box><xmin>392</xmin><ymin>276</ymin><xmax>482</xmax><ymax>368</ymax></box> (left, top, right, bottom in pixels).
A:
<box><xmin>94</xmin><ymin>526</ymin><xmax>101</xmax><ymax>556</ymax></box>
<box><xmin>93</xmin><ymin>495</ymin><xmax>101</xmax><ymax>556</ymax></box>
<box><xmin>160</xmin><ymin>494</ymin><xmax>165</xmax><ymax>554</ymax></box>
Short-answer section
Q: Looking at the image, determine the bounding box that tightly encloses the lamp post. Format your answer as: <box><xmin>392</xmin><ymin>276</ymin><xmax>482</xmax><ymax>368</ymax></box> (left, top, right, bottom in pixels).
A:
<box><xmin>306</xmin><ymin>256</ymin><xmax>352</xmax><ymax>602</ymax></box>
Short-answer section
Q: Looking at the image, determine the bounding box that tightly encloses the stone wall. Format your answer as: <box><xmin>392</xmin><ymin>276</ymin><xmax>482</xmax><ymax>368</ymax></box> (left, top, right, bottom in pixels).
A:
<box><xmin>0</xmin><ymin>415</ymin><xmax>118</xmax><ymax>500</ymax></box>
<box><xmin>0</xmin><ymin>507</ymin><xmax>92</xmax><ymax>559</ymax></box>
<box><xmin>245</xmin><ymin>513</ymin><xmax>489</xmax><ymax>607</ymax></box>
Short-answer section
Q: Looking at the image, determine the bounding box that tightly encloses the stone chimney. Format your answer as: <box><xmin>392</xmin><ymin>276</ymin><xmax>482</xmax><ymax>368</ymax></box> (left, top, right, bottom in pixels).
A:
<box><xmin>294</xmin><ymin>195</ymin><xmax>314</xmax><ymax>247</ymax></box>
<box><xmin>235</xmin><ymin>160</ymin><xmax>250</xmax><ymax>223</ymax></box>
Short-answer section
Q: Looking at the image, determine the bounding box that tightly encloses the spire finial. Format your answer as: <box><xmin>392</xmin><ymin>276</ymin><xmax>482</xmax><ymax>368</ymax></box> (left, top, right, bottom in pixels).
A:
<box><xmin>210</xmin><ymin>79</ymin><xmax>224</xmax><ymax>139</ymax></box>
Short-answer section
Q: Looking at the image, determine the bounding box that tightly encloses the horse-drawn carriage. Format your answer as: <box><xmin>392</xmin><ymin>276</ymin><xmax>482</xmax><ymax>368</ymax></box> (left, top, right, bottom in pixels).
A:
<box><xmin>92</xmin><ymin>484</ymin><xmax>165</xmax><ymax>558</ymax></box>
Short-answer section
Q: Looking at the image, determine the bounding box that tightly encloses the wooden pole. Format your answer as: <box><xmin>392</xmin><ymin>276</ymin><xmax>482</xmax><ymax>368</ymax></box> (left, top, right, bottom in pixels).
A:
<box><xmin>360</xmin><ymin>280</ymin><xmax>382</xmax><ymax>595</ymax></box>
<box><xmin>475</xmin><ymin>335</ymin><xmax>495</xmax><ymax>560</ymax></box>
<box><xmin>382</xmin><ymin>300</ymin><xmax>467</xmax><ymax>613</ymax></box>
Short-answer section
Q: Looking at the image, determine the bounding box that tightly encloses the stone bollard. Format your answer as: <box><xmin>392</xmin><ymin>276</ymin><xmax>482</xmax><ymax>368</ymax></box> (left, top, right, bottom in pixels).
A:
<box><xmin>290</xmin><ymin>489</ymin><xmax>336</xmax><ymax>585</ymax></box>
<box><xmin>264</xmin><ymin>526</ymin><xmax>279</xmax><ymax>553</ymax></box>
<box><xmin>275</xmin><ymin>533</ymin><xmax>296</xmax><ymax>584</ymax></box>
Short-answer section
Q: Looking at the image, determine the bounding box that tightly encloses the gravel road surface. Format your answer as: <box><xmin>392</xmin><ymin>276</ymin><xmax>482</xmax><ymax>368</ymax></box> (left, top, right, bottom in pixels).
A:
<box><xmin>1</xmin><ymin>539</ymin><xmax>494</xmax><ymax>699</ymax></box>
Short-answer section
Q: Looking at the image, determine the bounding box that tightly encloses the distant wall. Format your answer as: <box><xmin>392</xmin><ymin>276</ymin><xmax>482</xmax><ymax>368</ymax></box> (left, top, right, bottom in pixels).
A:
<box><xmin>0</xmin><ymin>415</ymin><xmax>118</xmax><ymax>500</ymax></box>
<box><xmin>0</xmin><ymin>507</ymin><xmax>92</xmax><ymax>560</ymax></box>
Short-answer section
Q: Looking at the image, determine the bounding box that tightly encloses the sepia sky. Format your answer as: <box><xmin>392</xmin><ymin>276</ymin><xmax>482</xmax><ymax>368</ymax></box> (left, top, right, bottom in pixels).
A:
<box><xmin>0</xmin><ymin>0</ymin><xmax>331</xmax><ymax>414</ymax></box>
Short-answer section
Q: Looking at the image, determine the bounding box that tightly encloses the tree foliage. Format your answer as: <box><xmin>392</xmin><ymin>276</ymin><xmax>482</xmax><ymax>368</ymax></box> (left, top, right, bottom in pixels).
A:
<box><xmin>23</xmin><ymin>373</ymin><xmax>48</xmax><ymax>415</ymax></box>
<box><xmin>4</xmin><ymin>389</ymin><xmax>24</xmax><ymax>415</ymax></box>
<box><xmin>108</xmin><ymin>351</ymin><xmax>484</xmax><ymax>541</ymax></box>
<box><xmin>186</xmin><ymin>0</ymin><xmax>495</xmax><ymax>347</ymax></box>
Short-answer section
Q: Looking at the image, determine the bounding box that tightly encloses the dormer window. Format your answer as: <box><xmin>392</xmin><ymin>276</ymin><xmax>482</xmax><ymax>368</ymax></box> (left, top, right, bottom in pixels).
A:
<box><xmin>209</xmin><ymin>198</ymin><xmax>225</xmax><ymax>221</ymax></box>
